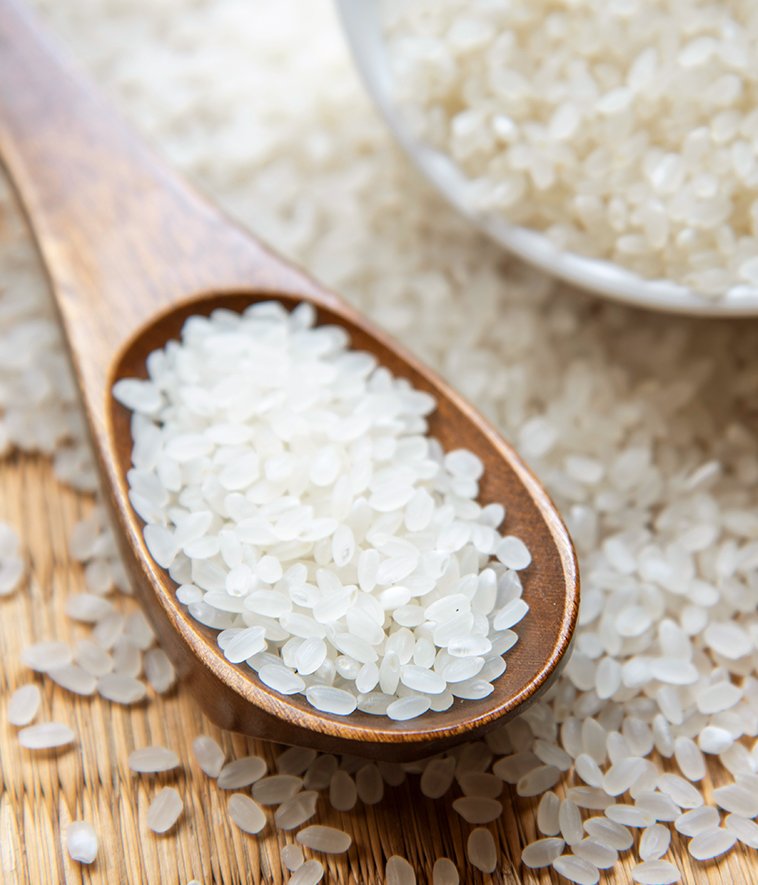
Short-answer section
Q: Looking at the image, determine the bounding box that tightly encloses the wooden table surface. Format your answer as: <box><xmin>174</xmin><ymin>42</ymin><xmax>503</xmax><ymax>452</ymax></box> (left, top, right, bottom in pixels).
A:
<box><xmin>0</xmin><ymin>225</ymin><xmax>754</xmax><ymax>884</ymax></box>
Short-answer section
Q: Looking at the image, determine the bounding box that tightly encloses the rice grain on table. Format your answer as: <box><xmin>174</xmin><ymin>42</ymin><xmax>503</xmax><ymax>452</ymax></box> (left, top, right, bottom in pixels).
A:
<box><xmin>385</xmin><ymin>855</ymin><xmax>416</xmax><ymax>884</ymax></box>
<box><xmin>431</xmin><ymin>857</ymin><xmax>459</xmax><ymax>884</ymax></box>
<box><xmin>7</xmin><ymin>683</ymin><xmax>41</xmax><ymax>726</ymax></box>
<box><xmin>128</xmin><ymin>746</ymin><xmax>180</xmax><ymax>773</ymax></box>
<box><xmin>216</xmin><ymin>756</ymin><xmax>267</xmax><ymax>790</ymax></box>
<box><xmin>288</xmin><ymin>860</ymin><xmax>324</xmax><ymax>885</ymax></box>
<box><xmin>295</xmin><ymin>825</ymin><xmax>352</xmax><ymax>854</ymax></box>
<box><xmin>65</xmin><ymin>821</ymin><xmax>98</xmax><ymax>865</ymax></box>
<box><xmin>228</xmin><ymin>794</ymin><xmax>267</xmax><ymax>835</ymax></box>
<box><xmin>146</xmin><ymin>787</ymin><xmax>183</xmax><ymax>834</ymax></box>
<box><xmin>18</xmin><ymin>722</ymin><xmax>75</xmax><ymax>750</ymax></box>
<box><xmin>467</xmin><ymin>827</ymin><xmax>497</xmax><ymax>874</ymax></box>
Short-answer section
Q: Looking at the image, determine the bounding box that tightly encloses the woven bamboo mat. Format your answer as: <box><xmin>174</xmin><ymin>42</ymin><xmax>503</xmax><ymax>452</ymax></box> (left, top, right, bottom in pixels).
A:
<box><xmin>0</xmin><ymin>362</ymin><xmax>755</xmax><ymax>884</ymax></box>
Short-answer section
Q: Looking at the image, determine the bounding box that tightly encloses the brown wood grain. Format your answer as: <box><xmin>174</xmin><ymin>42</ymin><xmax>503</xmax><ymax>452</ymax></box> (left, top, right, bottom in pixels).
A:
<box><xmin>0</xmin><ymin>0</ymin><xmax>578</xmax><ymax>758</ymax></box>
<box><xmin>0</xmin><ymin>454</ymin><xmax>754</xmax><ymax>883</ymax></box>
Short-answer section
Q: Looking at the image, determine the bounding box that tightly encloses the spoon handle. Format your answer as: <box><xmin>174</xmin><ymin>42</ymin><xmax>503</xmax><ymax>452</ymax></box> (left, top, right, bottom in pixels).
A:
<box><xmin>0</xmin><ymin>0</ymin><xmax>328</xmax><ymax>397</ymax></box>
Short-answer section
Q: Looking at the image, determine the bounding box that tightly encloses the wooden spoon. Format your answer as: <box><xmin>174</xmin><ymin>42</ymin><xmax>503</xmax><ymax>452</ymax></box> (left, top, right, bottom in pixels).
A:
<box><xmin>0</xmin><ymin>0</ymin><xmax>578</xmax><ymax>760</ymax></box>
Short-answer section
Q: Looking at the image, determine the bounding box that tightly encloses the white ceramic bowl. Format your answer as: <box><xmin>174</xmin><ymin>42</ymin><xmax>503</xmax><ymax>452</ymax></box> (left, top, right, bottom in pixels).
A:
<box><xmin>337</xmin><ymin>0</ymin><xmax>758</xmax><ymax>317</ymax></box>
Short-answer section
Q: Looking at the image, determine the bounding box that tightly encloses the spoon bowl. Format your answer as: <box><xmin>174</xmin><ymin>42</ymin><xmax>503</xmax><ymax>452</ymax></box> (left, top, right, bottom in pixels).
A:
<box><xmin>1</xmin><ymin>0</ymin><xmax>578</xmax><ymax>759</ymax></box>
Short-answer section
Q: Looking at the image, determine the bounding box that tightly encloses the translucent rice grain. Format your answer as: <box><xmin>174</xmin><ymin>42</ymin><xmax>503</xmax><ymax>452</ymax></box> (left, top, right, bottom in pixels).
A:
<box><xmin>452</xmin><ymin>796</ymin><xmax>502</xmax><ymax>824</ymax></box>
<box><xmin>639</xmin><ymin>824</ymin><xmax>671</xmax><ymax>861</ymax></box>
<box><xmin>274</xmin><ymin>791</ymin><xmax>318</xmax><ymax>830</ymax></box>
<box><xmin>674</xmin><ymin>806</ymin><xmax>720</xmax><ymax>837</ymax></box>
<box><xmin>521</xmin><ymin>837</ymin><xmax>565</xmax><ymax>868</ymax></box>
<box><xmin>688</xmin><ymin>827</ymin><xmax>737</xmax><ymax>860</ymax></box>
<box><xmin>144</xmin><ymin>648</ymin><xmax>176</xmax><ymax>693</ymax></box>
<box><xmin>304</xmin><ymin>754</ymin><xmax>337</xmax><ymax>790</ymax></box>
<box><xmin>386</xmin><ymin>695</ymin><xmax>431</xmax><ymax>720</ymax></box>
<box><xmin>253</xmin><ymin>774</ymin><xmax>303</xmax><ymax>805</ymax></box>
<box><xmin>537</xmin><ymin>791</ymin><xmax>561</xmax><ymax>836</ymax></box>
<box><xmin>496</xmin><ymin>536</ymin><xmax>531</xmax><ymax>570</ymax></box>
<box><xmin>432</xmin><ymin>857</ymin><xmax>459</xmax><ymax>884</ymax></box>
<box><xmin>217</xmin><ymin>756</ymin><xmax>267</xmax><ymax>789</ymax></box>
<box><xmin>228</xmin><ymin>793</ymin><xmax>267</xmax><ymax>834</ymax></box>
<box><xmin>18</xmin><ymin>722</ymin><xmax>75</xmax><ymax>749</ymax></box>
<box><xmin>281</xmin><ymin>844</ymin><xmax>304</xmax><ymax>871</ymax></box>
<box><xmin>674</xmin><ymin>737</ymin><xmax>706</xmax><ymax>782</ymax></box>
<box><xmin>420</xmin><ymin>757</ymin><xmax>457</xmax><ymax>799</ymax></box>
<box><xmin>329</xmin><ymin>770</ymin><xmax>358</xmax><ymax>811</ymax></box>
<box><xmin>458</xmin><ymin>772</ymin><xmax>502</xmax><ymax>799</ymax></box>
<box><xmin>21</xmin><ymin>641</ymin><xmax>72</xmax><ymax>673</ymax></box>
<box><xmin>583</xmin><ymin>816</ymin><xmax>634</xmax><ymax>851</ymax></box>
<box><xmin>573</xmin><ymin>838</ymin><xmax>618</xmax><ymax>869</ymax></box>
<box><xmin>128</xmin><ymin>746</ymin><xmax>180</xmax><ymax>773</ymax></box>
<box><xmin>296</xmin><ymin>825</ymin><xmax>352</xmax><ymax>854</ymax></box>
<box><xmin>385</xmin><ymin>855</ymin><xmax>416</xmax><ymax>884</ymax></box>
<box><xmin>657</xmin><ymin>774</ymin><xmax>703</xmax><ymax>809</ymax></box>
<box><xmin>516</xmin><ymin>765</ymin><xmax>561</xmax><ymax>797</ymax></box>
<box><xmin>467</xmin><ymin>828</ymin><xmax>496</xmax><ymax>874</ymax></box>
<box><xmin>66</xmin><ymin>821</ymin><xmax>98</xmax><ymax>864</ymax></box>
<box><xmin>97</xmin><ymin>674</ymin><xmax>147</xmax><ymax>705</ymax></box>
<box><xmin>147</xmin><ymin>787</ymin><xmax>183</xmax><ymax>834</ymax></box>
<box><xmin>288</xmin><ymin>860</ymin><xmax>324</xmax><ymax>885</ymax></box>
<box><xmin>559</xmin><ymin>799</ymin><xmax>584</xmax><ymax>845</ymax></box>
<box><xmin>305</xmin><ymin>686</ymin><xmax>357</xmax><ymax>716</ymax></box>
<box><xmin>49</xmin><ymin>664</ymin><xmax>97</xmax><ymax>696</ymax></box>
<box><xmin>552</xmin><ymin>855</ymin><xmax>599</xmax><ymax>885</ymax></box>
<box><xmin>193</xmin><ymin>735</ymin><xmax>226</xmax><ymax>778</ymax></box>
<box><xmin>8</xmin><ymin>684</ymin><xmax>41</xmax><ymax>726</ymax></box>
<box><xmin>725</xmin><ymin>814</ymin><xmax>758</xmax><ymax>849</ymax></box>
<box><xmin>631</xmin><ymin>861</ymin><xmax>682</xmax><ymax>884</ymax></box>
<box><xmin>605</xmin><ymin>805</ymin><xmax>654</xmax><ymax>828</ymax></box>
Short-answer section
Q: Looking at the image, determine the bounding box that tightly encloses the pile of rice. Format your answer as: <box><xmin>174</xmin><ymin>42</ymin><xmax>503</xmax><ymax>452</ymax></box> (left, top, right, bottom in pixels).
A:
<box><xmin>382</xmin><ymin>0</ymin><xmax>758</xmax><ymax>300</ymax></box>
<box><xmin>0</xmin><ymin>0</ymin><xmax>756</xmax><ymax>881</ymax></box>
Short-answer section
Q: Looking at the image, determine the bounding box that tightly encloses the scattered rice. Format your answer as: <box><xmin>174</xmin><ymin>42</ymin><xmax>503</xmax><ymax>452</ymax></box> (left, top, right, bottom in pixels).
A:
<box><xmin>452</xmin><ymin>796</ymin><xmax>502</xmax><ymax>824</ymax></box>
<box><xmin>639</xmin><ymin>824</ymin><xmax>671</xmax><ymax>862</ymax></box>
<box><xmin>18</xmin><ymin>722</ymin><xmax>75</xmax><ymax>750</ymax></box>
<box><xmin>288</xmin><ymin>859</ymin><xmax>324</xmax><ymax>885</ymax></box>
<box><xmin>329</xmin><ymin>770</ymin><xmax>358</xmax><ymax>812</ymax></box>
<box><xmin>687</xmin><ymin>827</ymin><xmax>737</xmax><ymax>861</ymax></box>
<box><xmin>521</xmin><ymin>837</ymin><xmax>565</xmax><ymax>869</ymax></box>
<box><xmin>274</xmin><ymin>791</ymin><xmax>318</xmax><ymax>830</ymax></box>
<box><xmin>21</xmin><ymin>641</ymin><xmax>72</xmax><ymax>673</ymax></box>
<box><xmin>192</xmin><ymin>735</ymin><xmax>226</xmax><ymax>779</ymax></box>
<box><xmin>97</xmin><ymin>674</ymin><xmax>147</xmax><ymax>705</ymax></box>
<box><xmin>217</xmin><ymin>756</ymin><xmax>267</xmax><ymax>790</ymax></box>
<box><xmin>0</xmin><ymin>523</ymin><xmax>24</xmax><ymax>596</ymax></box>
<box><xmin>552</xmin><ymin>854</ymin><xmax>600</xmax><ymax>885</ymax></box>
<box><xmin>128</xmin><ymin>746</ymin><xmax>180</xmax><ymax>773</ymax></box>
<box><xmin>146</xmin><ymin>787</ymin><xmax>183</xmax><ymax>834</ymax></box>
<box><xmin>228</xmin><ymin>794</ymin><xmax>267</xmax><ymax>835</ymax></box>
<box><xmin>631</xmin><ymin>860</ymin><xmax>682</xmax><ymax>885</ymax></box>
<box><xmin>8</xmin><ymin>684</ymin><xmax>41</xmax><ymax>726</ymax></box>
<box><xmin>295</xmin><ymin>825</ymin><xmax>352</xmax><ymax>854</ymax></box>
<box><xmin>431</xmin><ymin>857</ymin><xmax>459</xmax><ymax>884</ymax></box>
<box><xmin>143</xmin><ymin>648</ymin><xmax>176</xmax><ymax>693</ymax></box>
<box><xmin>253</xmin><ymin>774</ymin><xmax>303</xmax><ymax>805</ymax></box>
<box><xmin>467</xmin><ymin>828</ymin><xmax>497</xmax><ymax>874</ymax></box>
<box><xmin>281</xmin><ymin>844</ymin><xmax>304</xmax><ymax>871</ymax></box>
<box><xmin>65</xmin><ymin>821</ymin><xmax>98</xmax><ymax>865</ymax></box>
<box><xmin>573</xmin><ymin>838</ymin><xmax>617</xmax><ymax>870</ymax></box>
<box><xmin>385</xmin><ymin>855</ymin><xmax>416</xmax><ymax>884</ymax></box>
